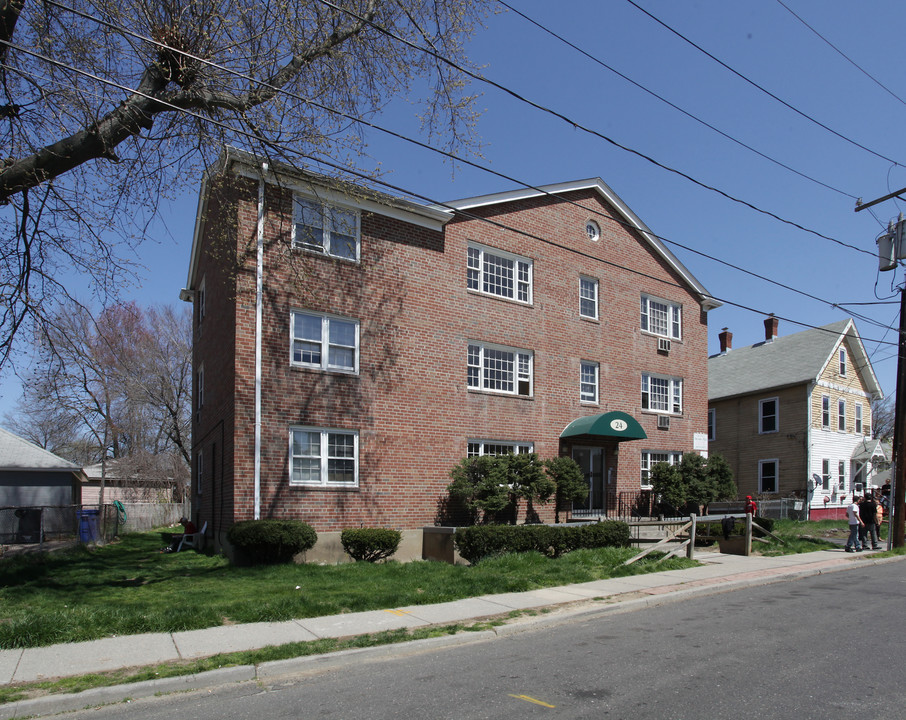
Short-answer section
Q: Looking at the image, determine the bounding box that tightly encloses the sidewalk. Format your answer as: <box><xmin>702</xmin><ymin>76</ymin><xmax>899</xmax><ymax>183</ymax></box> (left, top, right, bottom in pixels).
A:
<box><xmin>0</xmin><ymin>547</ymin><xmax>899</xmax><ymax>718</ymax></box>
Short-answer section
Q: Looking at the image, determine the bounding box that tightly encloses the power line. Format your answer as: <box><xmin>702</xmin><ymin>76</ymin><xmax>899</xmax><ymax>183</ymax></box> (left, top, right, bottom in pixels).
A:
<box><xmin>625</xmin><ymin>0</ymin><xmax>906</xmax><ymax>168</ymax></box>
<box><xmin>775</xmin><ymin>0</ymin><xmax>906</xmax><ymax>109</ymax></box>
<box><xmin>499</xmin><ymin>0</ymin><xmax>857</xmax><ymax>201</ymax></box>
<box><xmin>0</xmin><ymin>8</ymin><xmax>896</xmax><ymax>348</ymax></box>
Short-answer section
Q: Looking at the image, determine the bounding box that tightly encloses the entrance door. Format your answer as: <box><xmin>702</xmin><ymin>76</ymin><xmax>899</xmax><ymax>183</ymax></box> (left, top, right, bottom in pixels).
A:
<box><xmin>572</xmin><ymin>446</ymin><xmax>605</xmax><ymax>516</ymax></box>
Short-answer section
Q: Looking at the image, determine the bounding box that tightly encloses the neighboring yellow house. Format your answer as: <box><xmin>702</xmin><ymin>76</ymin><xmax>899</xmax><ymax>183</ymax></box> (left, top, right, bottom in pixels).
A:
<box><xmin>708</xmin><ymin>317</ymin><xmax>883</xmax><ymax>519</ymax></box>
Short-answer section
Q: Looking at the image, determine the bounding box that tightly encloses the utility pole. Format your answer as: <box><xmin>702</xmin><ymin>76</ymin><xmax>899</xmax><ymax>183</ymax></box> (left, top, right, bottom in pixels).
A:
<box><xmin>856</xmin><ymin>198</ymin><xmax>905</xmax><ymax>547</ymax></box>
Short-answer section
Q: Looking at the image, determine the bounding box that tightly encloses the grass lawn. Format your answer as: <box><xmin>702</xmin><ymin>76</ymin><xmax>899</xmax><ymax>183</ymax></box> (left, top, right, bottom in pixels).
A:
<box><xmin>0</xmin><ymin>529</ymin><xmax>697</xmax><ymax>650</ymax></box>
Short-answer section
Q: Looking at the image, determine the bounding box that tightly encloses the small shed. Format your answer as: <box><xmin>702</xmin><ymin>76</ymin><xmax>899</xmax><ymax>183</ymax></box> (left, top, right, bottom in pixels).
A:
<box><xmin>0</xmin><ymin>426</ymin><xmax>84</xmax><ymax>507</ymax></box>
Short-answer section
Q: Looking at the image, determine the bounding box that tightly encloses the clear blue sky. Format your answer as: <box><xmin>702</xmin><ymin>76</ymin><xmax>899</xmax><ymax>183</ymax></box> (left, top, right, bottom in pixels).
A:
<box><xmin>2</xmin><ymin>0</ymin><xmax>904</xmax><ymax>415</ymax></box>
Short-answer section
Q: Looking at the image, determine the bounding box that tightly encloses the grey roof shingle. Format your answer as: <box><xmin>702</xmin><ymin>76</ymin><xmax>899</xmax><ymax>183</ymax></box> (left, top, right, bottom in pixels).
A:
<box><xmin>0</xmin><ymin>426</ymin><xmax>79</xmax><ymax>471</ymax></box>
<box><xmin>708</xmin><ymin>319</ymin><xmax>878</xmax><ymax>400</ymax></box>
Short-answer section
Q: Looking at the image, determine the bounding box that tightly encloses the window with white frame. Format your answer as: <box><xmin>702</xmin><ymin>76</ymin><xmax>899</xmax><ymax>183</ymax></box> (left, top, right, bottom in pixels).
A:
<box><xmin>759</xmin><ymin>397</ymin><xmax>778</xmax><ymax>434</ymax></box>
<box><xmin>641</xmin><ymin>451</ymin><xmax>683</xmax><ymax>488</ymax></box>
<box><xmin>579</xmin><ymin>276</ymin><xmax>599</xmax><ymax>319</ymax></box>
<box><xmin>291</xmin><ymin>311</ymin><xmax>359</xmax><ymax>374</ymax></box>
<box><xmin>467</xmin><ymin>440</ymin><xmax>534</xmax><ymax>457</ymax></box>
<box><xmin>640</xmin><ymin>295</ymin><xmax>681</xmax><ymax>340</ymax></box>
<box><xmin>468</xmin><ymin>342</ymin><xmax>533</xmax><ymax>396</ymax></box>
<box><xmin>467</xmin><ymin>243</ymin><xmax>532</xmax><ymax>303</ymax></box>
<box><xmin>838</xmin><ymin>398</ymin><xmax>846</xmax><ymax>432</ymax></box>
<box><xmin>839</xmin><ymin>348</ymin><xmax>847</xmax><ymax>376</ymax></box>
<box><xmin>759</xmin><ymin>459</ymin><xmax>778</xmax><ymax>493</ymax></box>
<box><xmin>580</xmin><ymin>361</ymin><xmax>599</xmax><ymax>403</ymax></box>
<box><xmin>838</xmin><ymin>460</ymin><xmax>846</xmax><ymax>491</ymax></box>
<box><xmin>196</xmin><ymin>365</ymin><xmax>204</xmax><ymax>411</ymax></box>
<box><xmin>822</xmin><ymin>458</ymin><xmax>830</xmax><ymax>490</ymax></box>
<box><xmin>821</xmin><ymin>395</ymin><xmax>830</xmax><ymax>429</ymax></box>
<box><xmin>708</xmin><ymin>408</ymin><xmax>715</xmax><ymax>441</ymax></box>
<box><xmin>290</xmin><ymin>427</ymin><xmax>358</xmax><ymax>487</ymax></box>
<box><xmin>197</xmin><ymin>276</ymin><xmax>206</xmax><ymax>322</ymax></box>
<box><xmin>855</xmin><ymin>403</ymin><xmax>863</xmax><ymax>434</ymax></box>
<box><xmin>292</xmin><ymin>196</ymin><xmax>359</xmax><ymax>261</ymax></box>
<box><xmin>641</xmin><ymin>373</ymin><xmax>682</xmax><ymax>414</ymax></box>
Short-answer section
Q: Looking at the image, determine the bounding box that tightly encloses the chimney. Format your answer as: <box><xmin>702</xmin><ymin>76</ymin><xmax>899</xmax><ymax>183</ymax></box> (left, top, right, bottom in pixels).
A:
<box><xmin>764</xmin><ymin>314</ymin><xmax>779</xmax><ymax>342</ymax></box>
<box><xmin>718</xmin><ymin>327</ymin><xmax>732</xmax><ymax>354</ymax></box>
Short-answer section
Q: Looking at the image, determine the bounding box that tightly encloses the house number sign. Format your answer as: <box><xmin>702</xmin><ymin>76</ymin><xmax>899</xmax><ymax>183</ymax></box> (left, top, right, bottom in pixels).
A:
<box><xmin>610</xmin><ymin>418</ymin><xmax>628</xmax><ymax>432</ymax></box>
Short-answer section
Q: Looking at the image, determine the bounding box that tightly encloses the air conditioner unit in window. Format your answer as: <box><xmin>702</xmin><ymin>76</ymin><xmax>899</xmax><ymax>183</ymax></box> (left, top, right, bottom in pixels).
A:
<box><xmin>657</xmin><ymin>415</ymin><xmax>670</xmax><ymax>430</ymax></box>
<box><xmin>658</xmin><ymin>337</ymin><xmax>671</xmax><ymax>354</ymax></box>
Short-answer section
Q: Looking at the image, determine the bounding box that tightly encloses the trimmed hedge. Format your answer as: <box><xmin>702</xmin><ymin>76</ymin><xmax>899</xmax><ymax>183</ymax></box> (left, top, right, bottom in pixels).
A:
<box><xmin>340</xmin><ymin>528</ymin><xmax>402</xmax><ymax>562</ymax></box>
<box><xmin>227</xmin><ymin>519</ymin><xmax>317</xmax><ymax>564</ymax></box>
<box><xmin>453</xmin><ymin>521</ymin><xmax>630</xmax><ymax>564</ymax></box>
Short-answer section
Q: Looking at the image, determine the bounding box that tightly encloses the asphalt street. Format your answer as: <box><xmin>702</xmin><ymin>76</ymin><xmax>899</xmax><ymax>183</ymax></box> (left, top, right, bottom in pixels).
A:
<box><xmin>46</xmin><ymin>558</ymin><xmax>906</xmax><ymax>720</ymax></box>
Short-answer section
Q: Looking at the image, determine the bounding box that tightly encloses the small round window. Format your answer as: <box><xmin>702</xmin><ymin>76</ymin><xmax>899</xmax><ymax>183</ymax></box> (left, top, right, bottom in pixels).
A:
<box><xmin>585</xmin><ymin>220</ymin><xmax>600</xmax><ymax>242</ymax></box>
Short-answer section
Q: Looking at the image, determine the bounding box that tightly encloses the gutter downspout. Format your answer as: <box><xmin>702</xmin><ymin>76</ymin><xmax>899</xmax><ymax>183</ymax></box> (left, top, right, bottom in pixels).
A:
<box><xmin>806</xmin><ymin>381</ymin><xmax>814</xmax><ymax>521</ymax></box>
<box><xmin>254</xmin><ymin>164</ymin><xmax>267</xmax><ymax>520</ymax></box>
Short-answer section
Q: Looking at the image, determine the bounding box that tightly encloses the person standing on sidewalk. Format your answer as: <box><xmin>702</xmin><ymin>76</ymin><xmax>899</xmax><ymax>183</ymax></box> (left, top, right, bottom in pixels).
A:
<box><xmin>859</xmin><ymin>493</ymin><xmax>880</xmax><ymax>550</ymax></box>
<box><xmin>845</xmin><ymin>495</ymin><xmax>864</xmax><ymax>552</ymax></box>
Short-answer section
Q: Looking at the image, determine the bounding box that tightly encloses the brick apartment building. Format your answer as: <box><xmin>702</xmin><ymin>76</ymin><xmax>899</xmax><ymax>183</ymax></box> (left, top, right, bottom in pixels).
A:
<box><xmin>181</xmin><ymin>148</ymin><xmax>719</xmax><ymax>552</ymax></box>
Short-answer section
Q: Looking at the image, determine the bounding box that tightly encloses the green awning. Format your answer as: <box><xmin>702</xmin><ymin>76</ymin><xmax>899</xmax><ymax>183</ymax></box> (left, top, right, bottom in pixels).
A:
<box><xmin>560</xmin><ymin>411</ymin><xmax>647</xmax><ymax>441</ymax></box>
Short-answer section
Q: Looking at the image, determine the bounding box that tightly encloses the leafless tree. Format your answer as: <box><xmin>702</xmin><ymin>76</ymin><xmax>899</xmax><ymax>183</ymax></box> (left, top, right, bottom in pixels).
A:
<box><xmin>6</xmin><ymin>301</ymin><xmax>192</xmax><ymax>497</ymax></box>
<box><xmin>872</xmin><ymin>394</ymin><xmax>894</xmax><ymax>443</ymax></box>
<box><xmin>0</xmin><ymin>0</ymin><xmax>488</xmax><ymax>366</ymax></box>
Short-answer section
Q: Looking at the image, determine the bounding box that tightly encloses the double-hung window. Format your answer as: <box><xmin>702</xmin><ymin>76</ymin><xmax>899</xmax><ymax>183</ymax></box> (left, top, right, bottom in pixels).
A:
<box><xmin>838</xmin><ymin>460</ymin><xmax>846</xmax><ymax>491</ymax></box>
<box><xmin>467</xmin><ymin>243</ymin><xmax>532</xmax><ymax>303</ymax></box>
<box><xmin>467</xmin><ymin>440</ymin><xmax>534</xmax><ymax>457</ymax></box>
<box><xmin>640</xmin><ymin>295</ymin><xmax>681</xmax><ymax>340</ymax></box>
<box><xmin>821</xmin><ymin>395</ymin><xmax>830</xmax><ymax>429</ymax></box>
<box><xmin>641</xmin><ymin>373</ymin><xmax>682</xmax><ymax>414</ymax></box>
<box><xmin>759</xmin><ymin>459</ymin><xmax>778</xmax><ymax>493</ymax></box>
<box><xmin>839</xmin><ymin>348</ymin><xmax>847</xmax><ymax>376</ymax></box>
<box><xmin>291</xmin><ymin>311</ymin><xmax>359</xmax><ymax>374</ymax></box>
<box><xmin>821</xmin><ymin>459</ymin><xmax>830</xmax><ymax>490</ymax></box>
<box><xmin>468</xmin><ymin>342</ymin><xmax>533</xmax><ymax>396</ymax></box>
<box><xmin>292</xmin><ymin>196</ymin><xmax>359</xmax><ymax>261</ymax></box>
<box><xmin>708</xmin><ymin>408</ymin><xmax>716</xmax><ymax>441</ymax></box>
<box><xmin>579</xmin><ymin>276</ymin><xmax>599</xmax><ymax>319</ymax></box>
<box><xmin>641</xmin><ymin>451</ymin><xmax>682</xmax><ymax>489</ymax></box>
<box><xmin>290</xmin><ymin>427</ymin><xmax>358</xmax><ymax>487</ymax></box>
<box><xmin>838</xmin><ymin>399</ymin><xmax>846</xmax><ymax>432</ymax></box>
<box><xmin>580</xmin><ymin>361</ymin><xmax>599</xmax><ymax>403</ymax></box>
<box><xmin>759</xmin><ymin>397</ymin><xmax>778</xmax><ymax>434</ymax></box>
<box><xmin>855</xmin><ymin>403</ymin><xmax>863</xmax><ymax>434</ymax></box>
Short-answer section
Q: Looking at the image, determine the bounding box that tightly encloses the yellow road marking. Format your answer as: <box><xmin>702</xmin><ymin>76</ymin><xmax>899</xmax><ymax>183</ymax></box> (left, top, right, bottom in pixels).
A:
<box><xmin>508</xmin><ymin>694</ymin><xmax>555</xmax><ymax>708</ymax></box>
<box><xmin>383</xmin><ymin>609</ymin><xmax>412</xmax><ymax>616</ymax></box>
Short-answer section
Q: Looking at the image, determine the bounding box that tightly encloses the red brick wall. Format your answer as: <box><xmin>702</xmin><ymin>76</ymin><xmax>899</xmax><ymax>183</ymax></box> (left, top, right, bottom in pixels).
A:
<box><xmin>192</xmin><ymin>175</ymin><xmax>710</xmax><ymax>532</ymax></box>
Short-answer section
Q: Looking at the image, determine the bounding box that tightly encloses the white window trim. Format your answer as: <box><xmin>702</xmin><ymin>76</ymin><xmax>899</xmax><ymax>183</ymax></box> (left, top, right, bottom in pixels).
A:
<box><xmin>641</xmin><ymin>373</ymin><xmax>683</xmax><ymax>415</ymax></box>
<box><xmin>821</xmin><ymin>458</ymin><xmax>830</xmax><ymax>491</ymax></box>
<box><xmin>838</xmin><ymin>460</ymin><xmax>846</xmax><ymax>491</ymax></box>
<box><xmin>467</xmin><ymin>440</ymin><xmax>534</xmax><ymax>457</ymax></box>
<box><xmin>198</xmin><ymin>275</ymin><xmax>206</xmax><ymax>321</ymax></box>
<box><xmin>467</xmin><ymin>242</ymin><xmax>533</xmax><ymax>305</ymax></box>
<box><xmin>579</xmin><ymin>276</ymin><xmax>599</xmax><ymax>320</ymax></box>
<box><xmin>839</xmin><ymin>348</ymin><xmax>847</xmax><ymax>376</ymax></box>
<box><xmin>821</xmin><ymin>395</ymin><xmax>830</xmax><ymax>429</ymax></box>
<box><xmin>290</xmin><ymin>310</ymin><xmax>360</xmax><ymax>375</ymax></box>
<box><xmin>759</xmin><ymin>459</ymin><xmax>779</xmax><ymax>494</ymax></box>
<box><xmin>758</xmin><ymin>397</ymin><xmax>779</xmax><ymax>434</ymax></box>
<box><xmin>580</xmin><ymin>360</ymin><xmax>599</xmax><ymax>404</ymax></box>
<box><xmin>640</xmin><ymin>294</ymin><xmax>682</xmax><ymax>340</ymax></box>
<box><xmin>467</xmin><ymin>341</ymin><xmax>533</xmax><ymax>397</ymax></box>
<box><xmin>641</xmin><ymin>450</ymin><xmax>683</xmax><ymax>489</ymax></box>
<box><xmin>855</xmin><ymin>403</ymin><xmax>863</xmax><ymax>434</ymax></box>
<box><xmin>708</xmin><ymin>408</ymin><xmax>716</xmax><ymax>442</ymax></box>
<box><xmin>289</xmin><ymin>426</ymin><xmax>359</xmax><ymax>488</ymax></box>
<box><xmin>291</xmin><ymin>195</ymin><xmax>361</xmax><ymax>262</ymax></box>
<box><xmin>197</xmin><ymin>365</ymin><xmax>204</xmax><ymax>410</ymax></box>
<box><xmin>837</xmin><ymin>398</ymin><xmax>846</xmax><ymax>432</ymax></box>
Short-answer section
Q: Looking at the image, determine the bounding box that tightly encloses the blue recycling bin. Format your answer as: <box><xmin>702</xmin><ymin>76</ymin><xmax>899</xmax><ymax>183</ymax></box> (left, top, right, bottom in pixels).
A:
<box><xmin>78</xmin><ymin>508</ymin><xmax>100</xmax><ymax>543</ymax></box>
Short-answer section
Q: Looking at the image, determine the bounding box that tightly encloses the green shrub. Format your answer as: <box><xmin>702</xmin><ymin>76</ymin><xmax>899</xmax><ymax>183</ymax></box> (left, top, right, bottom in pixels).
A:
<box><xmin>453</xmin><ymin>521</ymin><xmax>630</xmax><ymax>564</ymax></box>
<box><xmin>341</xmin><ymin>528</ymin><xmax>402</xmax><ymax>562</ymax></box>
<box><xmin>227</xmin><ymin>519</ymin><xmax>317</xmax><ymax>564</ymax></box>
